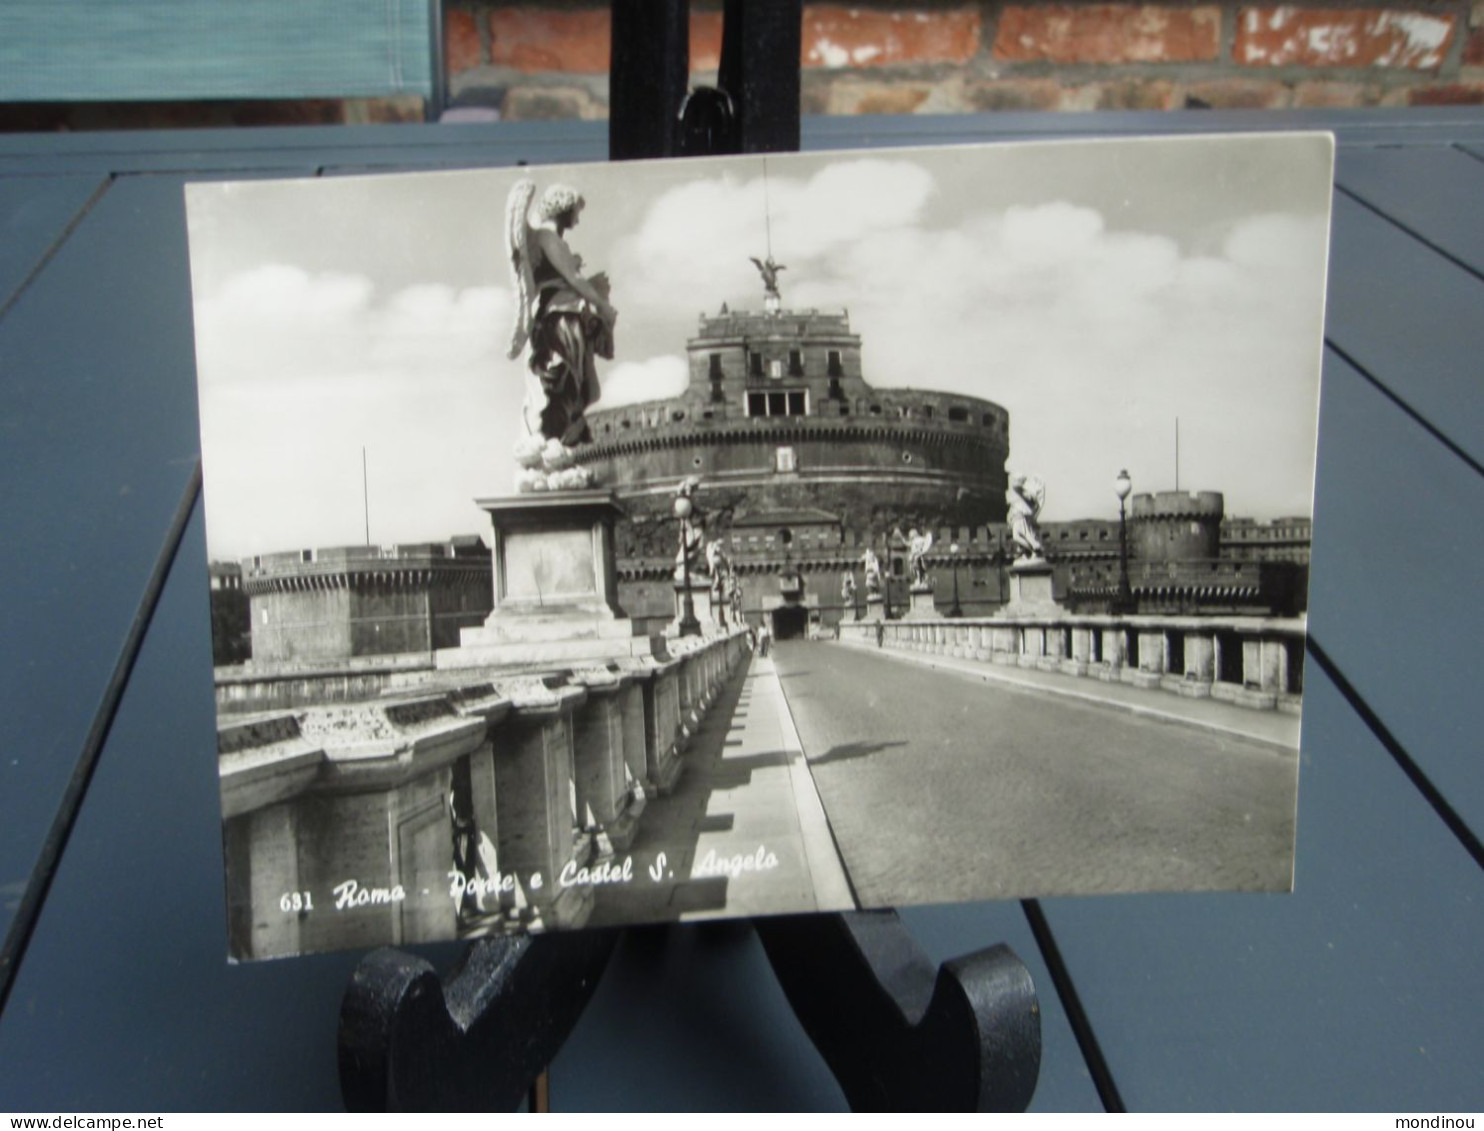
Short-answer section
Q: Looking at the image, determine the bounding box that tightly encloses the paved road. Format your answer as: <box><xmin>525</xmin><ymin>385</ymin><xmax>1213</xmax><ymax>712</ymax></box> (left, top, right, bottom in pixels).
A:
<box><xmin>772</xmin><ymin>639</ymin><xmax>1298</xmax><ymax>907</ymax></box>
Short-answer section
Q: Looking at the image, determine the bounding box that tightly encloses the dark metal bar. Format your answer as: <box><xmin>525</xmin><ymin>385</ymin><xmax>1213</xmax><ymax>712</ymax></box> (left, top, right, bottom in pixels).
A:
<box><xmin>609</xmin><ymin>0</ymin><xmax>690</xmax><ymax>160</ymax></box>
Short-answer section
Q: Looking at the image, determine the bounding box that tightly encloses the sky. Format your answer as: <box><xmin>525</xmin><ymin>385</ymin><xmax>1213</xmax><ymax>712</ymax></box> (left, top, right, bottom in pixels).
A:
<box><xmin>185</xmin><ymin>133</ymin><xmax>1333</xmax><ymax>561</ymax></box>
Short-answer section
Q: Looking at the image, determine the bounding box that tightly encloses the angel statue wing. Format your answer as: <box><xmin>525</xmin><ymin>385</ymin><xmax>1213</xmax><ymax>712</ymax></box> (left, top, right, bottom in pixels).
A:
<box><xmin>505</xmin><ymin>180</ymin><xmax>538</xmax><ymax>360</ymax></box>
<box><xmin>1024</xmin><ymin>476</ymin><xmax>1046</xmax><ymax>514</ymax></box>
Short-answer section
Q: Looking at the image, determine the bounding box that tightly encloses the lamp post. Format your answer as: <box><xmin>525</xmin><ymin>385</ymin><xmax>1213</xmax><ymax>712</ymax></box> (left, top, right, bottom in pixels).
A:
<box><xmin>881</xmin><ymin>530</ymin><xmax>892</xmax><ymax>620</ymax></box>
<box><xmin>674</xmin><ymin>492</ymin><xmax>702</xmax><ymax>637</ymax></box>
<box><xmin>949</xmin><ymin>541</ymin><xmax>963</xmax><ymax>617</ymax></box>
<box><xmin>1113</xmin><ymin>468</ymin><xmax>1134</xmax><ymax>615</ymax></box>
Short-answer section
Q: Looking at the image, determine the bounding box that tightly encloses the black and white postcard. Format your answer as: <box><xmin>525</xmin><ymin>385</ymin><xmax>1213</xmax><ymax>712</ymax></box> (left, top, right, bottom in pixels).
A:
<box><xmin>186</xmin><ymin>133</ymin><xmax>1332</xmax><ymax>961</ymax></box>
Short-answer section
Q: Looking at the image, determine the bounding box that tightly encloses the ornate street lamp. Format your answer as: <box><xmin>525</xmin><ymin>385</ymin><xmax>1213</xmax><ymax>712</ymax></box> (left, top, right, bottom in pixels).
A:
<box><xmin>674</xmin><ymin>490</ymin><xmax>702</xmax><ymax>637</ymax></box>
<box><xmin>1113</xmin><ymin>468</ymin><xmax>1134</xmax><ymax>615</ymax></box>
<box><xmin>880</xmin><ymin>529</ymin><xmax>892</xmax><ymax>620</ymax></box>
<box><xmin>949</xmin><ymin>541</ymin><xmax>963</xmax><ymax>617</ymax></box>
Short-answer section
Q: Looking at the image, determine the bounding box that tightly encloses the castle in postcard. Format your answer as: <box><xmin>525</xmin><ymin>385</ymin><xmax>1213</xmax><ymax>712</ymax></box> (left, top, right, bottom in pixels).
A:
<box><xmin>211</xmin><ymin>283</ymin><xmax>1309</xmax><ymax>665</ymax></box>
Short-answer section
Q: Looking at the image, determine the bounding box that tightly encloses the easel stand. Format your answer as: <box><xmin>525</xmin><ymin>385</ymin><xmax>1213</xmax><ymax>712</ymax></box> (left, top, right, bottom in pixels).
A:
<box><xmin>338</xmin><ymin>0</ymin><xmax>1042</xmax><ymax>1110</ymax></box>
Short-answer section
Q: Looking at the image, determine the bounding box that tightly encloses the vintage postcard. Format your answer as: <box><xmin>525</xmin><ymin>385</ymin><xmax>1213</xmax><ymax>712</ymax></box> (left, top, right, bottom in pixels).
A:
<box><xmin>186</xmin><ymin>133</ymin><xmax>1331</xmax><ymax>961</ymax></box>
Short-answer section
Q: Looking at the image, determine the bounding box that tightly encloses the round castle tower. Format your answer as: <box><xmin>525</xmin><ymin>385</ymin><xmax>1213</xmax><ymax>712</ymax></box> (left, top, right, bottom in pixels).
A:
<box><xmin>1130</xmin><ymin>490</ymin><xmax>1224</xmax><ymax>562</ymax></box>
<box><xmin>578</xmin><ymin>303</ymin><xmax>1011</xmax><ymax>563</ymax></box>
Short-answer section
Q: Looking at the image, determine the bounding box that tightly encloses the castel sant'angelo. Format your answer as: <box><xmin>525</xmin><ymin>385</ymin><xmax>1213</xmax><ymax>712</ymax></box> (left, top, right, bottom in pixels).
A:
<box><xmin>577</xmin><ymin>269</ymin><xmax>1012</xmax><ymax>637</ymax></box>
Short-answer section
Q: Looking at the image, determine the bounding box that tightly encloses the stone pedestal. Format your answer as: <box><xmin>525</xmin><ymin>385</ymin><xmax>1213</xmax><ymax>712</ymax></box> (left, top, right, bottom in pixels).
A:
<box><xmin>670</xmin><ymin>575</ymin><xmax>710</xmax><ymax>636</ymax></box>
<box><xmin>907</xmin><ymin>583</ymin><xmax>939</xmax><ymax>619</ymax></box>
<box><xmin>864</xmin><ymin>593</ymin><xmax>886</xmax><ymax>622</ymax></box>
<box><xmin>438</xmin><ymin>491</ymin><xmax>651</xmax><ymax>668</ymax></box>
<box><xmin>998</xmin><ymin>560</ymin><xmax>1061</xmax><ymax>618</ymax></box>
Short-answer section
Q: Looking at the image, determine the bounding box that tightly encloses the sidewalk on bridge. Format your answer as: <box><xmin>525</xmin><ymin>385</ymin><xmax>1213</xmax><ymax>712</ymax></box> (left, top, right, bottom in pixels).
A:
<box><xmin>835</xmin><ymin>631</ymin><xmax>1300</xmax><ymax>753</ymax></box>
<box><xmin>590</xmin><ymin>651</ymin><xmax>856</xmax><ymax>926</ymax></box>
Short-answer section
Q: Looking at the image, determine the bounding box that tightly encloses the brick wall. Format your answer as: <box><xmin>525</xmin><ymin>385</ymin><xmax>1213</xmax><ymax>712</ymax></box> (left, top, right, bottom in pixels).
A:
<box><xmin>449</xmin><ymin>0</ymin><xmax>1484</xmax><ymax>119</ymax></box>
<box><xmin>3</xmin><ymin>0</ymin><xmax>1477</xmax><ymax>131</ymax></box>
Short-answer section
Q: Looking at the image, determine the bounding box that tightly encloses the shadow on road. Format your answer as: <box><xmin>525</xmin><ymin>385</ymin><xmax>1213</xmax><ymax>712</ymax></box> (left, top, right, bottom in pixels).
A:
<box><xmin>806</xmin><ymin>739</ymin><xmax>909</xmax><ymax>768</ymax></box>
<box><xmin>588</xmin><ymin>654</ymin><xmax>789</xmax><ymax>926</ymax></box>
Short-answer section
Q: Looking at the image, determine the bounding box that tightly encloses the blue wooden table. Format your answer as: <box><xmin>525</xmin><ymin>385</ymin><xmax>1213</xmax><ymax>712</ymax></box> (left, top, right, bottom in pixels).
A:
<box><xmin>1</xmin><ymin>109</ymin><xmax>1481</xmax><ymax>1112</ymax></box>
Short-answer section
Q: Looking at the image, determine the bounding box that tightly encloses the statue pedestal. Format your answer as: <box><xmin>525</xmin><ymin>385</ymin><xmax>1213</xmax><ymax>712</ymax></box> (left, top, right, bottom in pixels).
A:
<box><xmin>907</xmin><ymin>583</ymin><xmax>939</xmax><ymax>620</ymax></box>
<box><xmin>998</xmin><ymin>559</ymin><xmax>1061</xmax><ymax>618</ymax></box>
<box><xmin>864</xmin><ymin>594</ymin><xmax>886</xmax><ymax>622</ymax></box>
<box><xmin>437</xmin><ymin>490</ymin><xmax>651</xmax><ymax>669</ymax></box>
<box><xmin>669</xmin><ymin>575</ymin><xmax>710</xmax><ymax>637</ymax></box>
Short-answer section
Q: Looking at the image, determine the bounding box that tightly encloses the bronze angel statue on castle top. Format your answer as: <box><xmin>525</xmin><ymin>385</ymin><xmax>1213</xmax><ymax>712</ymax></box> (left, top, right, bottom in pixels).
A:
<box><xmin>506</xmin><ymin>179</ymin><xmax>618</xmax><ymax>450</ymax></box>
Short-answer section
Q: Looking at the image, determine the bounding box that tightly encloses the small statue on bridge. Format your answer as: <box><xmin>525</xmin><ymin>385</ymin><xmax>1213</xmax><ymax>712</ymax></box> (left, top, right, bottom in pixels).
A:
<box><xmin>861</xmin><ymin>547</ymin><xmax>883</xmax><ymax>595</ymax></box>
<box><xmin>1007</xmin><ymin>474</ymin><xmax>1047</xmax><ymax>563</ymax></box>
<box><xmin>841</xmin><ymin>570</ymin><xmax>856</xmax><ymax>604</ymax></box>
<box><xmin>729</xmin><ymin>573</ymin><xmax>745</xmax><ymax>623</ymax></box>
<box><xmin>506</xmin><ymin>178</ymin><xmax>618</xmax><ymax>489</ymax></box>
<box><xmin>674</xmin><ymin>477</ymin><xmax>705</xmax><ymax>580</ymax></box>
<box><xmin>706</xmin><ymin>539</ymin><xmax>731</xmax><ymax>602</ymax></box>
<box><xmin>908</xmin><ymin>528</ymin><xmax>934</xmax><ymax>587</ymax></box>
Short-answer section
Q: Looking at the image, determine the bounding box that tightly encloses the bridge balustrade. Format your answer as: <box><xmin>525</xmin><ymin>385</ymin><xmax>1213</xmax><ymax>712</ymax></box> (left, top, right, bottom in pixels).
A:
<box><xmin>217</xmin><ymin>630</ymin><xmax>750</xmax><ymax>960</ymax></box>
<box><xmin>842</xmin><ymin>614</ymin><xmax>1305</xmax><ymax>714</ymax></box>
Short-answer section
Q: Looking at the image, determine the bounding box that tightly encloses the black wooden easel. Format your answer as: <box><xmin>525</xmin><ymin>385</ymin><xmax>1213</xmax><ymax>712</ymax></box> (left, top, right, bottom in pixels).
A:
<box><xmin>338</xmin><ymin>1</ymin><xmax>1042</xmax><ymax>1110</ymax></box>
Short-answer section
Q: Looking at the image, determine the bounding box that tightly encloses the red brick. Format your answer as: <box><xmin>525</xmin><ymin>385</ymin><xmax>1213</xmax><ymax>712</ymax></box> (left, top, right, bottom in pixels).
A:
<box><xmin>823</xmin><ymin>80</ymin><xmax>935</xmax><ymax>114</ymax></box>
<box><xmin>490</xmin><ymin>8</ymin><xmax>611</xmax><ymax>74</ymax></box>
<box><xmin>1464</xmin><ymin>27</ymin><xmax>1484</xmax><ymax>66</ymax></box>
<box><xmin>965</xmin><ymin>78</ymin><xmax>1064</xmax><ymax>112</ymax></box>
<box><xmin>1060</xmin><ymin>78</ymin><xmax>1179</xmax><ymax>111</ymax></box>
<box><xmin>801</xmin><ymin>4</ymin><xmax>981</xmax><ymax>68</ymax></box>
<box><xmin>504</xmin><ymin>84</ymin><xmax>608</xmax><ymax>120</ymax></box>
<box><xmin>1236</xmin><ymin>8</ymin><xmax>1456</xmax><ymax>69</ymax></box>
<box><xmin>445</xmin><ymin>8</ymin><xmax>482</xmax><ymax>75</ymax></box>
<box><xmin>994</xmin><ymin>5</ymin><xmax>1220</xmax><ymax>64</ymax></box>
<box><xmin>1408</xmin><ymin>81</ymin><xmax>1484</xmax><ymax>103</ymax></box>
<box><xmin>1292</xmin><ymin>80</ymin><xmax>1373</xmax><ymax>107</ymax></box>
<box><xmin>690</xmin><ymin>8</ymin><xmax>724</xmax><ymax>72</ymax></box>
<box><xmin>1178</xmin><ymin>79</ymin><xmax>1292</xmax><ymax>108</ymax></box>
<box><xmin>501</xmin><ymin>84</ymin><xmax>608</xmax><ymax>121</ymax></box>
<box><xmin>344</xmin><ymin>96</ymin><xmax>427</xmax><ymax>125</ymax></box>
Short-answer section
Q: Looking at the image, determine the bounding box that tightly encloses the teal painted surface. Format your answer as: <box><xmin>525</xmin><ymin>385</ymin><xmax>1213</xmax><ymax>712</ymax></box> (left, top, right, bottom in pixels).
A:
<box><xmin>0</xmin><ymin>0</ymin><xmax>434</xmax><ymax>101</ymax></box>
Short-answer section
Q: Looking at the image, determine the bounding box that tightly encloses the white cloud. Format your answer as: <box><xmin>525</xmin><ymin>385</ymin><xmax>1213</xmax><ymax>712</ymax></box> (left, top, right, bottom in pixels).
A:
<box><xmin>195</xmin><ymin>266</ymin><xmax>520</xmax><ymax>557</ymax></box>
<box><xmin>592</xmin><ymin>354</ymin><xmax>690</xmax><ymax>410</ymax></box>
<box><xmin>610</xmin><ymin>159</ymin><xmax>935</xmax><ymax>337</ymax></box>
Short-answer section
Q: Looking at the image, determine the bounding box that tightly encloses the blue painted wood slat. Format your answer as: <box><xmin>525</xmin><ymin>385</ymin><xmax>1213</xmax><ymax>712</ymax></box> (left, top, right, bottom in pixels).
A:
<box><xmin>1336</xmin><ymin>145</ymin><xmax>1484</xmax><ymax>279</ymax></box>
<box><xmin>0</xmin><ymin>172</ymin><xmax>308</xmax><ymax>942</ymax></box>
<box><xmin>0</xmin><ymin>174</ymin><xmax>110</xmax><ymax>315</ymax></box>
<box><xmin>1324</xmin><ymin>193</ymin><xmax>1484</xmax><ymax>469</ymax></box>
<box><xmin>1304</xmin><ymin>352</ymin><xmax>1484</xmax><ymax>846</ymax></box>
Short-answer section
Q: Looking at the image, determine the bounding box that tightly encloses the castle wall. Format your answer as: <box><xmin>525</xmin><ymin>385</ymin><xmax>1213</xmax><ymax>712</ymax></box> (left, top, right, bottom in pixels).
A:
<box><xmin>243</xmin><ymin>543</ymin><xmax>492</xmax><ymax>664</ymax></box>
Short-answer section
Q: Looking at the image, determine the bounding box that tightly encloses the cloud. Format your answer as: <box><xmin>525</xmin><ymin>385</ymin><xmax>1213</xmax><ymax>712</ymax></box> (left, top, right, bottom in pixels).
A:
<box><xmin>592</xmin><ymin>354</ymin><xmax>690</xmax><ymax>410</ymax></box>
<box><xmin>195</xmin><ymin>265</ymin><xmax>509</xmax><ymax>387</ymax></box>
<box><xmin>610</xmin><ymin>158</ymin><xmax>935</xmax><ymax>331</ymax></box>
<box><xmin>195</xmin><ymin>266</ymin><xmax>520</xmax><ymax>557</ymax></box>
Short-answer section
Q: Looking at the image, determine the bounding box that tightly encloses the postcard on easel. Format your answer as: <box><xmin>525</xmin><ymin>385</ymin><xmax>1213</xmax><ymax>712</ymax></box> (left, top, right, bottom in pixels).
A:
<box><xmin>185</xmin><ymin>131</ymin><xmax>1332</xmax><ymax>960</ymax></box>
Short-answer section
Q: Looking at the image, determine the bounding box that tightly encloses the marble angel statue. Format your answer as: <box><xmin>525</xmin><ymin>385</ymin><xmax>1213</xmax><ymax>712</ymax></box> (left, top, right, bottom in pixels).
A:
<box><xmin>506</xmin><ymin>179</ymin><xmax>618</xmax><ymax>490</ymax></box>
<box><xmin>1007</xmin><ymin>474</ymin><xmax>1047</xmax><ymax>562</ymax></box>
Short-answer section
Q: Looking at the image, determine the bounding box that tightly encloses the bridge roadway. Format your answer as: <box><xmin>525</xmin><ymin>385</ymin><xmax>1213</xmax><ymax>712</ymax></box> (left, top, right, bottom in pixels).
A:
<box><xmin>771</xmin><ymin>638</ymin><xmax>1299</xmax><ymax>908</ymax></box>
